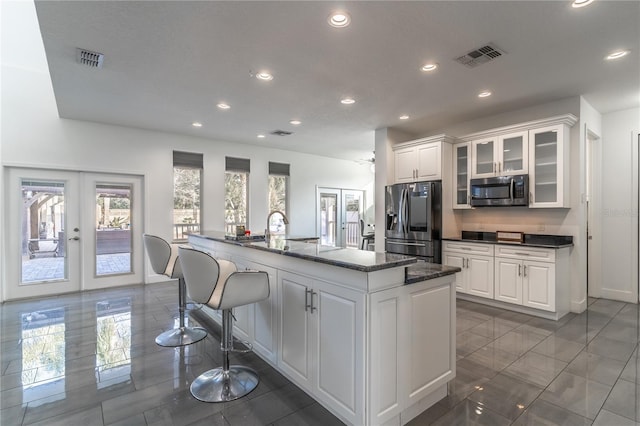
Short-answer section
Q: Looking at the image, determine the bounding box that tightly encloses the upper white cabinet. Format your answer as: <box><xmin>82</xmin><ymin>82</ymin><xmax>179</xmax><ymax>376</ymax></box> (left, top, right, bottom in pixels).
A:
<box><xmin>453</xmin><ymin>142</ymin><xmax>471</xmax><ymax>209</ymax></box>
<box><xmin>393</xmin><ymin>135</ymin><xmax>455</xmax><ymax>183</ymax></box>
<box><xmin>471</xmin><ymin>131</ymin><xmax>528</xmax><ymax>178</ymax></box>
<box><xmin>529</xmin><ymin>124</ymin><xmax>570</xmax><ymax>208</ymax></box>
<box><xmin>456</xmin><ymin>114</ymin><xmax>576</xmax><ymax>209</ymax></box>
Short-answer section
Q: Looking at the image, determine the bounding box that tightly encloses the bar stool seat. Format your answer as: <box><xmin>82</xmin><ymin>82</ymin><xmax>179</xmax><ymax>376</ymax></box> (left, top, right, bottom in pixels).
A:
<box><xmin>143</xmin><ymin>234</ymin><xmax>207</xmax><ymax>347</ymax></box>
<box><xmin>178</xmin><ymin>246</ymin><xmax>270</xmax><ymax>402</ymax></box>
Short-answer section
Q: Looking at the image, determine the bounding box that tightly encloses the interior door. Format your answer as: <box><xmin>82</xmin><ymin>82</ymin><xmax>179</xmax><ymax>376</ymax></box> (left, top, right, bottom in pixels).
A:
<box><xmin>4</xmin><ymin>168</ymin><xmax>143</xmax><ymax>300</ymax></box>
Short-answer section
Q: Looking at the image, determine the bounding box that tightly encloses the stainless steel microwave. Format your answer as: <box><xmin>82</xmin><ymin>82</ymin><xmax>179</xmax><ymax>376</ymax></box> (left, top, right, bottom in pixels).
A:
<box><xmin>470</xmin><ymin>175</ymin><xmax>528</xmax><ymax>207</ymax></box>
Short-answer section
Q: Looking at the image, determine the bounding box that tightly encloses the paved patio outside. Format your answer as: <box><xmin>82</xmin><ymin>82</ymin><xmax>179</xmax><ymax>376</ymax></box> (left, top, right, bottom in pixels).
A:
<box><xmin>22</xmin><ymin>253</ymin><xmax>131</xmax><ymax>282</ymax></box>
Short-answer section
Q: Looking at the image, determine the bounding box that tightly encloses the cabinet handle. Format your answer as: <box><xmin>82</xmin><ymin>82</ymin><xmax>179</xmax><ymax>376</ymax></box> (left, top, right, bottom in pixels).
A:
<box><xmin>467</xmin><ymin>194</ymin><xmax>471</xmax><ymax>205</ymax></box>
<box><xmin>523</xmin><ymin>266</ymin><xmax>527</xmax><ymax>277</ymax></box>
<box><xmin>460</xmin><ymin>247</ymin><xmax>472</xmax><ymax>251</ymax></box>
<box><xmin>499</xmin><ymin>162</ymin><xmax>502</xmax><ymax>173</ymax></box>
<box><xmin>515</xmin><ymin>252</ymin><xmax>531</xmax><ymax>256</ymax></box>
<box><xmin>493</xmin><ymin>162</ymin><xmax>496</xmax><ymax>173</ymax></box>
<box><xmin>305</xmin><ymin>288</ymin><xmax>312</xmax><ymax>312</ymax></box>
<box><xmin>466</xmin><ymin>258</ymin><xmax>470</xmax><ymax>268</ymax></box>
<box><xmin>310</xmin><ymin>291</ymin><xmax>317</xmax><ymax>313</ymax></box>
<box><xmin>518</xmin><ymin>264</ymin><xmax>522</xmax><ymax>276</ymax></box>
<box><xmin>529</xmin><ymin>192</ymin><xmax>533</xmax><ymax>205</ymax></box>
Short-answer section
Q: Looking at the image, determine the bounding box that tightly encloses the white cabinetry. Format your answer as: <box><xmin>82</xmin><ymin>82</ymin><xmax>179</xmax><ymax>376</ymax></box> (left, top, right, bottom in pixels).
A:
<box><xmin>393</xmin><ymin>135</ymin><xmax>455</xmax><ymax>184</ymax></box>
<box><xmin>495</xmin><ymin>246</ymin><xmax>558</xmax><ymax>312</ymax></box>
<box><xmin>471</xmin><ymin>131</ymin><xmax>528</xmax><ymax>178</ymax></box>
<box><xmin>278</xmin><ymin>271</ymin><xmax>365</xmax><ymax>424</ymax></box>
<box><xmin>368</xmin><ymin>276</ymin><xmax>454</xmax><ymax>425</ymax></box>
<box><xmin>529</xmin><ymin>124</ymin><xmax>571</xmax><ymax>208</ymax></box>
<box><xmin>394</xmin><ymin>141</ymin><xmax>441</xmax><ymax>183</ymax></box>
<box><xmin>453</xmin><ymin>142</ymin><xmax>472</xmax><ymax>209</ymax></box>
<box><xmin>443</xmin><ymin>241</ymin><xmax>494</xmax><ymax>298</ymax></box>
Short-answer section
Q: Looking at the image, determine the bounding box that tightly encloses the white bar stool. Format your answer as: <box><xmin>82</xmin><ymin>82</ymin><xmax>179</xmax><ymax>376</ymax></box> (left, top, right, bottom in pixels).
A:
<box><xmin>143</xmin><ymin>234</ymin><xmax>207</xmax><ymax>347</ymax></box>
<box><xmin>178</xmin><ymin>246</ymin><xmax>270</xmax><ymax>402</ymax></box>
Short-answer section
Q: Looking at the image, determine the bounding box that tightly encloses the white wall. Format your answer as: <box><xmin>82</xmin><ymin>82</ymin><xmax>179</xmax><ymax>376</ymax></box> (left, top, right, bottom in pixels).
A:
<box><xmin>600</xmin><ymin>107</ymin><xmax>640</xmax><ymax>303</ymax></box>
<box><xmin>1</xmin><ymin>1</ymin><xmax>374</xmax><ymax>291</ymax></box>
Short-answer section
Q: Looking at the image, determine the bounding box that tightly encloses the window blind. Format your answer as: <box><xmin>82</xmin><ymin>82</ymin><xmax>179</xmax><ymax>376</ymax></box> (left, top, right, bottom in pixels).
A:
<box><xmin>173</xmin><ymin>151</ymin><xmax>203</xmax><ymax>168</ymax></box>
<box><xmin>225</xmin><ymin>157</ymin><xmax>250</xmax><ymax>172</ymax></box>
<box><xmin>268</xmin><ymin>162</ymin><xmax>290</xmax><ymax>176</ymax></box>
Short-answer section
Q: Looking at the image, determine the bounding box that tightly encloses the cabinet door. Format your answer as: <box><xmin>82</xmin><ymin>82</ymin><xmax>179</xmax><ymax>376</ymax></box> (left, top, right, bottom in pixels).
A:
<box><xmin>250</xmin><ymin>263</ymin><xmax>278</xmax><ymax>364</ymax></box>
<box><xmin>494</xmin><ymin>257</ymin><xmax>522</xmax><ymax>305</ymax></box>
<box><xmin>394</xmin><ymin>146</ymin><xmax>417</xmax><ymax>183</ymax></box>
<box><xmin>472</xmin><ymin>138</ymin><xmax>498</xmax><ymax>178</ymax></box>
<box><xmin>314</xmin><ymin>280</ymin><xmax>364</xmax><ymax>424</ymax></box>
<box><xmin>499</xmin><ymin>131</ymin><xmax>528</xmax><ymax>176</ymax></box>
<box><xmin>416</xmin><ymin>143</ymin><xmax>441</xmax><ymax>180</ymax></box>
<box><xmin>523</xmin><ymin>261</ymin><xmax>555</xmax><ymax>311</ymax></box>
<box><xmin>405</xmin><ymin>282</ymin><xmax>454</xmax><ymax>406</ymax></box>
<box><xmin>453</xmin><ymin>143</ymin><xmax>471</xmax><ymax>209</ymax></box>
<box><xmin>443</xmin><ymin>252</ymin><xmax>466</xmax><ymax>293</ymax></box>
<box><xmin>278</xmin><ymin>272</ymin><xmax>312</xmax><ymax>387</ymax></box>
<box><xmin>529</xmin><ymin>125</ymin><xmax>566</xmax><ymax>208</ymax></box>
<box><xmin>466</xmin><ymin>255</ymin><xmax>494</xmax><ymax>298</ymax></box>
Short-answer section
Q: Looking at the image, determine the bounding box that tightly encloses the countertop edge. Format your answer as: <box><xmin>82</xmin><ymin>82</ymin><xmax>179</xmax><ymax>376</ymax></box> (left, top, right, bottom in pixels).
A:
<box><xmin>442</xmin><ymin>237</ymin><xmax>573</xmax><ymax>249</ymax></box>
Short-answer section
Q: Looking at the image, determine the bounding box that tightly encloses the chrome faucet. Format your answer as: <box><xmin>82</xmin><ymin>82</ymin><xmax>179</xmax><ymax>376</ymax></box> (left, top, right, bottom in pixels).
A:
<box><xmin>265</xmin><ymin>210</ymin><xmax>289</xmax><ymax>241</ymax></box>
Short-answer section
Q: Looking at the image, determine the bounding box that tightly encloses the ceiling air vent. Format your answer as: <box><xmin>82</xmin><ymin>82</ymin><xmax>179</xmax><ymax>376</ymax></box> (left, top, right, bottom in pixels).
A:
<box><xmin>270</xmin><ymin>130</ymin><xmax>293</xmax><ymax>136</ymax></box>
<box><xmin>454</xmin><ymin>43</ymin><xmax>505</xmax><ymax>68</ymax></box>
<box><xmin>76</xmin><ymin>48</ymin><xmax>104</xmax><ymax>68</ymax></box>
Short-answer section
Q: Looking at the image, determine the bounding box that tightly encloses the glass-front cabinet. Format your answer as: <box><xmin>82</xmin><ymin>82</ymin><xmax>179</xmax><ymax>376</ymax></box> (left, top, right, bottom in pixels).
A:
<box><xmin>471</xmin><ymin>138</ymin><xmax>497</xmax><ymax>178</ymax></box>
<box><xmin>529</xmin><ymin>124</ymin><xmax>569</xmax><ymax>208</ymax></box>
<box><xmin>453</xmin><ymin>142</ymin><xmax>471</xmax><ymax>209</ymax></box>
<box><xmin>471</xmin><ymin>132</ymin><xmax>528</xmax><ymax>178</ymax></box>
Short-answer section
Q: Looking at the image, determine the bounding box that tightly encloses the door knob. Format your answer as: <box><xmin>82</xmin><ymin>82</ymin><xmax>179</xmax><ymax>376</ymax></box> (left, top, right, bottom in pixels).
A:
<box><xmin>69</xmin><ymin>236</ymin><xmax>80</xmax><ymax>241</ymax></box>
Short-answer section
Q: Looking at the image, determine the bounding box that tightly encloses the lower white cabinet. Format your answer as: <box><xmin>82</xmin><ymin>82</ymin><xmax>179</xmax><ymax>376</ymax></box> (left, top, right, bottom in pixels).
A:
<box><xmin>443</xmin><ymin>241</ymin><xmax>494</xmax><ymax>298</ymax></box>
<box><xmin>278</xmin><ymin>271</ymin><xmax>365</xmax><ymax>424</ymax></box>
<box><xmin>368</xmin><ymin>276</ymin><xmax>455</xmax><ymax>425</ymax></box>
<box><xmin>446</xmin><ymin>240</ymin><xmax>570</xmax><ymax>318</ymax></box>
<box><xmin>495</xmin><ymin>246</ymin><xmax>557</xmax><ymax>312</ymax></box>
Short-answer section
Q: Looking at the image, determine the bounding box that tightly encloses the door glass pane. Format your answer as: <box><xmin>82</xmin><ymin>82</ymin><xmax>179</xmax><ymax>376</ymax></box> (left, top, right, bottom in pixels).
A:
<box><xmin>21</xmin><ymin>180</ymin><xmax>66</xmax><ymax>283</ymax></box>
<box><xmin>96</xmin><ymin>297</ymin><xmax>131</xmax><ymax>388</ymax></box>
<box><xmin>476</xmin><ymin>141</ymin><xmax>494</xmax><ymax>174</ymax></box>
<box><xmin>456</xmin><ymin>145</ymin><xmax>468</xmax><ymax>204</ymax></box>
<box><xmin>320</xmin><ymin>194</ymin><xmax>337</xmax><ymax>246</ymax></box>
<box><xmin>344</xmin><ymin>193</ymin><xmax>361</xmax><ymax>248</ymax></box>
<box><xmin>534</xmin><ymin>130</ymin><xmax>558</xmax><ymax>203</ymax></box>
<box><xmin>96</xmin><ymin>184</ymin><xmax>132</xmax><ymax>276</ymax></box>
<box><xmin>502</xmin><ymin>135</ymin><xmax>524</xmax><ymax>172</ymax></box>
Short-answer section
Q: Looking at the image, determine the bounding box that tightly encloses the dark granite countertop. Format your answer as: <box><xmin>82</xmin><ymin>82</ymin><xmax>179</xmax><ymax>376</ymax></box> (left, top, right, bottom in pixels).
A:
<box><xmin>405</xmin><ymin>262</ymin><xmax>461</xmax><ymax>284</ymax></box>
<box><xmin>444</xmin><ymin>231</ymin><xmax>573</xmax><ymax>249</ymax></box>
<box><xmin>189</xmin><ymin>231</ymin><xmax>417</xmax><ymax>273</ymax></box>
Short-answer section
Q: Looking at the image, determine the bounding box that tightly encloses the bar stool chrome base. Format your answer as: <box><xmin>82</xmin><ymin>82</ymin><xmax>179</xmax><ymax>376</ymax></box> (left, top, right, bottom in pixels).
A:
<box><xmin>190</xmin><ymin>366</ymin><xmax>259</xmax><ymax>402</ymax></box>
<box><xmin>155</xmin><ymin>326</ymin><xmax>207</xmax><ymax>347</ymax></box>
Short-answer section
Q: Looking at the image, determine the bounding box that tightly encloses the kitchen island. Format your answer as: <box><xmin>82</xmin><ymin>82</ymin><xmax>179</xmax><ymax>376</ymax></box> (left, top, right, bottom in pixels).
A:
<box><xmin>188</xmin><ymin>231</ymin><xmax>459</xmax><ymax>426</ymax></box>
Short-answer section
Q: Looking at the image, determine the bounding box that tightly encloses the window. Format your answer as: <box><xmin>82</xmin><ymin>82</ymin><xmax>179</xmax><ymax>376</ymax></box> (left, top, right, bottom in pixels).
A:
<box><xmin>225</xmin><ymin>157</ymin><xmax>250</xmax><ymax>234</ymax></box>
<box><xmin>173</xmin><ymin>151</ymin><xmax>203</xmax><ymax>241</ymax></box>
<box><xmin>268</xmin><ymin>162</ymin><xmax>289</xmax><ymax>235</ymax></box>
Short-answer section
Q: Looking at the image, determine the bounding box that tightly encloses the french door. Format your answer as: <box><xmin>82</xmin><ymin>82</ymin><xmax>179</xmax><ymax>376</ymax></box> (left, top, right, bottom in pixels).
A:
<box><xmin>316</xmin><ymin>187</ymin><xmax>365</xmax><ymax>248</ymax></box>
<box><xmin>5</xmin><ymin>168</ymin><xmax>143</xmax><ymax>300</ymax></box>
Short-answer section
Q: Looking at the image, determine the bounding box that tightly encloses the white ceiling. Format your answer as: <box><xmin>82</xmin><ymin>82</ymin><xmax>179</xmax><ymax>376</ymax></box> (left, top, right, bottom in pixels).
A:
<box><xmin>34</xmin><ymin>1</ymin><xmax>639</xmax><ymax>162</ymax></box>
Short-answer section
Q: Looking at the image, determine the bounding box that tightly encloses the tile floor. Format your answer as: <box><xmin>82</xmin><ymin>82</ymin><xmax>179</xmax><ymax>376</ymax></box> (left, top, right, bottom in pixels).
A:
<box><xmin>1</xmin><ymin>283</ymin><xmax>638</xmax><ymax>425</ymax></box>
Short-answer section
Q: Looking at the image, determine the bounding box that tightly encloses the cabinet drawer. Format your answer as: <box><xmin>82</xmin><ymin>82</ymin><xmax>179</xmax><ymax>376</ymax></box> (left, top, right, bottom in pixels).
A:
<box><xmin>443</xmin><ymin>241</ymin><xmax>494</xmax><ymax>256</ymax></box>
<box><xmin>495</xmin><ymin>245</ymin><xmax>555</xmax><ymax>262</ymax></box>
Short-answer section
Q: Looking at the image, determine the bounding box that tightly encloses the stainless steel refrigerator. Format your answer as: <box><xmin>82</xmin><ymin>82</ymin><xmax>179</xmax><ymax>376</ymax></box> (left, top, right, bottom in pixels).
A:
<box><xmin>385</xmin><ymin>180</ymin><xmax>441</xmax><ymax>263</ymax></box>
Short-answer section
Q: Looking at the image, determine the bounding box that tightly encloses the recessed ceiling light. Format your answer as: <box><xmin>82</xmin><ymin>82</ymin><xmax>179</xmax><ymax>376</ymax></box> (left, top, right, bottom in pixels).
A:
<box><xmin>289</xmin><ymin>120</ymin><xmax>302</xmax><ymax>125</ymax></box>
<box><xmin>421</xmin><ymin>63</ymin><xmax>438</xmax><ymax>72</ymax></box>
<box><xmin>217</xmin><ymin>102</ymin><xmax>230</xmax><ymax>110</ymax></box>
<box><xmin>191</xmin><ymin>122</ymin><xmax>203</xmax><ymax>127</ymax></box>
<box><xmin>257</xmin><ymin>134</ymin><xmax>265</xmax><ymax>139</ymax></box>
<box><xmin>341</xmin><ymin>97</ymin><xmax>355</xmax><ymax>105</ymax></box>
<box><xmin>478</xmin><ymin>91</ymin><xmax>492</xmax><ymax>98</ymax></box>
<box><xmin>399</xmin><ymin>115</ymin><xmax>410</xmax><ymax>120</ymax></box>
<box><xmin>255</xmin><ymin>71</ymin><xmax>274</xmax><ymax>81</ymax></box>
<box><xmin>605</xmin><ymin>50</ymin><xmax>630</xmax><ymax>60</ymax></box>
<box><xmin>328</xmin><ymin>11</ymin><xmax>351</xmax><ymax>28</ymax></box>
<box><xmin>572</xmin><ymin>0</ymin><xmax>595</xmax><ymax>8</ymax></box>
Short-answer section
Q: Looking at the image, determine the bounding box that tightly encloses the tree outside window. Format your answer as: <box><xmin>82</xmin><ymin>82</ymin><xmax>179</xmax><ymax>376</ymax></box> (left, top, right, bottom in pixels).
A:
<box><xmin>268</xmin><ymin>175</ymin><xmax>288</xmax><ymax>234</ymax></box>
<box><xmin>225</xmin><ymin>171</ymin><xmax>248</xmax><ymax>234</ymax></box>
<box><xmin>173</xmin><ymin>166</ymin><xmax>201</xmax><ymax>240</ymax></box>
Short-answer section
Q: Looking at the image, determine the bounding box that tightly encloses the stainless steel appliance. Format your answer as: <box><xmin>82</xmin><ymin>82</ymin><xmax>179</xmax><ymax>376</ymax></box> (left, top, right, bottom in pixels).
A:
<box><xmin>470</xmin><ymin>174</ymin><xmax>528</xmax><ymax>207</ymax></box>
<box><xmin>385</xmin><ymin>181</ymin><xmax>441</xmax><ymax>263</ymax></box>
